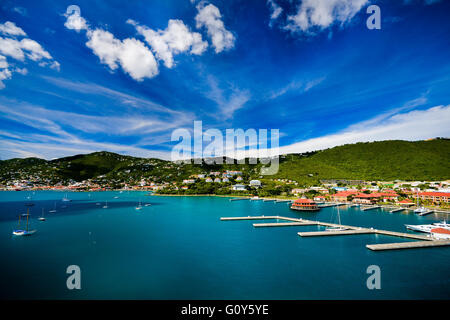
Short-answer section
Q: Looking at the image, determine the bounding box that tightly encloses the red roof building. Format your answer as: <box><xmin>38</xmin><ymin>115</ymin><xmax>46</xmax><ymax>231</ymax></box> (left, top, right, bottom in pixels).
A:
<box><xmin>414</xmin><ymin>192</ymin><xmax>450</xmax><ymax>203</ymax></box>
<box><xmin>290</xmin><ymin>198</ymin><xmax>320</xmax><ymax>212</ymax></box>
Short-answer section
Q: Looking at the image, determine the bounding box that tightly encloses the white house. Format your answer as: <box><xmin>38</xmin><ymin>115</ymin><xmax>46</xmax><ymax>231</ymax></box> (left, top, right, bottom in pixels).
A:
<box><xmin>232</xmin><ymin>184</ymin><xmax>246</xmax><ymax>191</ymax></box>
<box><xmin>249</xmin><ymin>180</ymin><xmax>261</xmax><ymax>188</ymax></box>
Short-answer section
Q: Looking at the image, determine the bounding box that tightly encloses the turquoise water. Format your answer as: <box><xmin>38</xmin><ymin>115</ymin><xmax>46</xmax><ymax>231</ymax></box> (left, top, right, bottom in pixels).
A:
<box><xmin>0</xmin><ymin>191</ymin><xmax>449</xmax><ymax>299</ymax></box>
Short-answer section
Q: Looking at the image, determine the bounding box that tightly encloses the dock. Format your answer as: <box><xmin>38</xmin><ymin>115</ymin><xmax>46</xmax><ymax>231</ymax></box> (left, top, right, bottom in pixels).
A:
<box><xmin>229</xmin><ymin>198</ymin><xmax>250</xmax><ymax>201</ymax></box>
<box><xmin>220</xmin><ymin>216</ymin><xmax>279</xmax><ymax>221</ymax></box>
<box><xmin>361</xmin><ymin>205</ymin><xmax>381</xmax><ymax>211</ymax></box>
<box><xmin>367</xmin><ymin>240</ymin><xmax>450</xmax><ymax>251</ymax></box>
<box><xmin>298</xmin><ymin>229</ymin><xmax>374</xmax><ymax>237</ymax></box>
<box><xmin>419</xmin><ymin>210</ymin><xmax>434</xmax><ymax>216</ymax></box>
<box><xmin>220</xmin><ymin>215</ymin><xmax>450</xmax><ymax>251</ymax></box>
<box><xmin>318</xmin><ymin>202</ymin><xmax>341</xmax><ymax>208</ymax></box>
<box><xmin>389</xmin><ymin>208</ymin><xmax>405</xmax><ymax>213</ymax></box>
<box><xmin>253</xmin><ymin>221</ymin><xmax>317</xmax><ymax>228</ymax></box>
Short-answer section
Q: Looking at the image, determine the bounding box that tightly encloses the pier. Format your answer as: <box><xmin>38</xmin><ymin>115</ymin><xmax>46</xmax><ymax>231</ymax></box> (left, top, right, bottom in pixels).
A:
<box><xmin>253</xmin><ymin>221</ymin><xmax>317</xmax><ymax>228</ymax></box>
<box><xmin>389</xmin><ymin>208</ymin><xmax>405</xmax><ymax>213</ymax></box>
<box><xmin>367</xmin><ymin>240</ymin><xmax>450</xmax><ymax>251</ymax></box>
<box><xmin>418</xmin><ymin>210</ymin><xmax>434</xmax><ymax>216</ymax></box>
<box><xmin>229</xmin><ymin>198</ymin><xmax>250</xmax><ymax>201</ymax></box>
<box><xmin>361</xmin><ymin>205</ymin><xmax>381</xmax><ymax>211</ymax></box>
<box><xmin>298</xmin><ymin>229</ymin><xmax>374</xmax><ymax>237</ymax></box>
<box><xmin>220</xmin><ymin>215</ymin><xmax>450</xmax><ymax>251</ymax></box>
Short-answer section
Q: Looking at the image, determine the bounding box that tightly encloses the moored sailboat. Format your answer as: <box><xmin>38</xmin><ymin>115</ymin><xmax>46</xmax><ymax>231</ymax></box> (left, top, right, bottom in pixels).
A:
<box><xmin>326</xmin><ymin>205</ymin><xmax>347</xmax><ymax>231</ymax></box>
<box><xmin>12</xmin><ymin>204</ymin><xmax>36</xmax><ymax>236</ymax></box>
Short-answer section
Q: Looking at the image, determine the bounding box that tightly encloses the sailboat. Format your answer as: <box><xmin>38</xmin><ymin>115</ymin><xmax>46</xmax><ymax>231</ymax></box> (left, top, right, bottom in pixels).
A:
<box><xmin>413</xmin><ymin>190</ymin><xmax>427</xmax><ymax>213</ymax></box>
<box><xmin>38</xmin><ymin>208</ymin><xmax>46</xmax><ymax>221</ymax></box>
<box><xmin>62</xmin><ymin>193</ymin><xmax>71</xmax><ymax>202</ymax></box>
<box><xmin>135</xmin><ymin>200</ymin><xmax>142</xmax><ymax>210</ymax></box>
<box><xmin>49</xmin><ymin>201</ymin><xmax>57</xmax><ymax>213</ymax></box>
<box><xmin>326</xmin><ymin>205</ymin><xmax>347</xmax><ymax>231</ymax></box>
<box><xmin>12</xmin><ymin>205</ymin><xmax>36</xmax><ymax>236</ymax></box>
<box><xmin>102</xmin><ymin>200</ymin><xmax>108</xmax><ymax>209</ymax></box>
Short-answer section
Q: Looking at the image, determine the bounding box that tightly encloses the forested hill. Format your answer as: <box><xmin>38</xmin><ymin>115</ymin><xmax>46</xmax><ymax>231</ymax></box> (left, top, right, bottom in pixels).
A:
<box><xmin>0</xmin><ymin>139</ymin><xmax>449</xmax><ymax>185</ymax></box>
<box><xmin>275</xmin><ymin>139</ymin><xmax>450</xmax><ymax>183</ymax></box>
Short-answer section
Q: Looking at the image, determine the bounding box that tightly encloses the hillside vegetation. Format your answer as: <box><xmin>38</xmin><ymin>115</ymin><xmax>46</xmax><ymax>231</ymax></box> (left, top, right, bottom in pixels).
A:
<box><xmin>1</xmin><ymin>139</ymin><xmax>449</xmax><ymax>185</ymax></box>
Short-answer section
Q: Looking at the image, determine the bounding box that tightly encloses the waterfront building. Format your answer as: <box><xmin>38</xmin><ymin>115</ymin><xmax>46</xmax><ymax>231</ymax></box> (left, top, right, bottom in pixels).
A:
<box><xmin>332</xmin><ymin>191</ymin><xmax>357</xmax><ymax>202</ymax></box>
<box><xmin>182</xmin><ymin>179</ymin><xmax>195</xmax><ymax>184</ymax></box>
<box><xmin>290</xmin><ymin>198</ymin><xmax>320</xmax><ymax>211</ymax></box>
<box><xmin>352</xmin><ymin>193</ymin><xmax>380</xmax><ymax>205</ymax></box>
<box><xmin>413</xmin><ymin>192</ymin><xmax>450</xmax><ymax>204</ymax></box>
<box><xmin>314</xmin><ymin>195</ymin><xmax>326</xmax><ymax>202</ymax></box>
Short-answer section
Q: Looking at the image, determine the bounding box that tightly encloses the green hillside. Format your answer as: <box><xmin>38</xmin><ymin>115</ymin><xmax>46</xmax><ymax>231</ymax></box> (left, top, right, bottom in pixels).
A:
<box><xmin>0</xmin><ymin>139</ymin><xmax>449</xmax><ymax>185</ymax></box>
<box><xmin>274</xmin><ymin>139</ymin><xmax>450</xmax><ymax>183</ymax></box>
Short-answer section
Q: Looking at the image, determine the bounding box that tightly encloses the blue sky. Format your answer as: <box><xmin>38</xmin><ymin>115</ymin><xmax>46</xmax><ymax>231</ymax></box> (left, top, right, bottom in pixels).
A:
<box><xmin>0</xmin><ymin>0</ymin><xmax>449</xmax><ymax>160</ymax></box>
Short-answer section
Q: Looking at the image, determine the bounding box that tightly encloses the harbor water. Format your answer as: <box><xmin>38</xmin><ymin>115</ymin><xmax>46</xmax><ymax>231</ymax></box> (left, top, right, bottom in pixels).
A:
<box><xmin>0</xmin><ymin>191</ymin><xmax>449</xmax><ymax>299</ymax></box>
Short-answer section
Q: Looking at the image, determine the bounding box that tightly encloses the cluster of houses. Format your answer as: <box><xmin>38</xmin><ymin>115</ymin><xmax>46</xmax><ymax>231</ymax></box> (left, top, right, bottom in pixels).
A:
<box><xmin>308</xmin><ymin>189</ymin><xmax>450</xmax><ymax>206</ymax></box>
<box><xmin>180</xmin><ymin>169</ymin><xmax>262</xmax><ymax>191</ymax></box>
<box><xmin>183</xmin><ymin>170</ymin><xmax>244</xmax><ymax>184</ymax></box>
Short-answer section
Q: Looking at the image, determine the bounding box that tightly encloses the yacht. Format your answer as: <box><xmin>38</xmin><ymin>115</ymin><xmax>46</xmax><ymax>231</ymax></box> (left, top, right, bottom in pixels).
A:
<box><xmin>414</xmin><ymin>206</ymin><xmax>428</xmax><ymax>214</ymax></box>
<box><xmin>405</xmin><ymin>221</ymin><xmax>450</xmax><ymax>233</ymax></box>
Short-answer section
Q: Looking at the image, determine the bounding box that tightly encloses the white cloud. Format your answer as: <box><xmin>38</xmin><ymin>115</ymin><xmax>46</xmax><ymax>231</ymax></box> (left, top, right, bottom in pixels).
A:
<box><xmin>130</xmin><ymin>19</ymin><xmax>207</xmax><ymax>68</ymax></box>
<box><xmin>286</xmin><ymin>0</ymin><xmax>368</xmax><ymax>34</ymax></box>
<box><xmin>64</xmin><ymin>10</ymin><xmax>159</xmax><ymax>81</ymax></box>
<box><xmin>64</xmin><ymin>10</ymin><xmax>89</xmax><ymax>32</ymax></box>
<box><xmin>195</xmin><ymin>2</ymin><xmax>235</xmax><ymax>53</ymax></box>
<box><xmin>0</xmin><ymin>55</ymin><xmax>12</xmax><ymax>89</ymax></box>
<box><xmin>0</xmin><ymin>37</ymin><xmax>54</xmax><ymax>62</ymax></box>
<box><xmin>0</xmin><ymin>22</ymin><xmax>59</xmax><ymax>89</ymax></box>
<box><xmin>267</xmin><ymin>0</ymin><xmax>283</xmax><ymax>26</ymax></box>
<box><xmin>85</xmin><ymin>29</ymin><xmax>159</xmax><ymax>81</ymax></box>
<box><xmin>0</xmin><ymin>21</ymin><xmax>26</xmax><ymax>36</ymax></box>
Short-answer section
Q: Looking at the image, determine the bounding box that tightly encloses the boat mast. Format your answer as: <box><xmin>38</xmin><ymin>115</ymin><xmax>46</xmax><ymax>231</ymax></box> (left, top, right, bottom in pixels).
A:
<box><xmin>26</xmin><ymin>207</ymin><xmax>29</xmax><ymax>232</ymax></box>
<box><xmin>337</xmin><ymin>205</ymin><xmax>341</xmax><ymax>225</ymax></box>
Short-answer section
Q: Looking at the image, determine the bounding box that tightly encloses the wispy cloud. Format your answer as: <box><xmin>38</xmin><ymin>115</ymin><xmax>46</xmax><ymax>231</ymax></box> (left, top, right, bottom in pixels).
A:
<box><xmin>206</xmin><ymin>76</ymin><xmax>250</xmax><ymax>119</ymax></box>
<box><xmin>269</xmin><ymin>76</ymin><xmax>326</xmax><ymax>99</ymax></box>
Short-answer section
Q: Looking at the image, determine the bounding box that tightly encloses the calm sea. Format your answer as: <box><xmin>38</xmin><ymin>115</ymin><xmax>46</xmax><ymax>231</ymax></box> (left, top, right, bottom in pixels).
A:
<box><xmin>0</xmin><ymin>191</ymin><xmax>449</xmax><ymax>299</ymax></box>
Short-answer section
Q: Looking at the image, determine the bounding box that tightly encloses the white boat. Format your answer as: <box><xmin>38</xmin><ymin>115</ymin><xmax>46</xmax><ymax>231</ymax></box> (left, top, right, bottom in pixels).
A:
<box><xmin>433</xmin><ymin>221</ymin><xmax>449</xmax><ymax>228</ymax></box>
<box><xmin>49</xmin><ymin>202</ymin><xmax>57</xmax><ymax>213</ymax></box>
<box><xmin>405</xmin><ymin>221</ymin><xmax>450</xmax><ymax>233</ymax></box>
<box><xmin>414</xmin><ymin>206</ymin><xmax>427</xmax><ymax>214</ymax></box>
<box><xmin>405</xmin><ymin>224</ymin><xmax>435</xmax><ymax>233</ymax></box>
<box><xmin>430</xmin><ymin>228</ymin><xmax>450</xmax><ymax>240</ymax></box>
<box><xmin>62</xmin><ymin>193</ymin><xmax>71</xmax><ymax>202</ymax></box>
<box><xmin>135</xmin><ymin>200</ymin><xmax>142</xmax><ymax>210</ymax></box>
<box><xmin>38</xmin><ymin>208</ymin><xmax>46</xmax><ymax>221</ymax></box>
<box><xmin>144</xmin><ymin>203</ymin><xmax>151</xmax><ymax>207</ymax></box>
<box><xmin>326</xmin><ymin>205</ymin><xmax>347</xmax><ymax>231</ymax></box>
<box><xmin>102</xmin><ymin>201</ymin><xmax>108</xmax><ymax>209</ymax></box>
